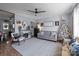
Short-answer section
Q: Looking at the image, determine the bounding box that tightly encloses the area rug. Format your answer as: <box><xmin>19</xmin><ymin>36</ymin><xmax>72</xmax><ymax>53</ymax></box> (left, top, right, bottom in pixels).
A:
<box><xmin>12</xmin><ymin>38</ymin><xmax>62</xmax><ymax>56</ymax></box>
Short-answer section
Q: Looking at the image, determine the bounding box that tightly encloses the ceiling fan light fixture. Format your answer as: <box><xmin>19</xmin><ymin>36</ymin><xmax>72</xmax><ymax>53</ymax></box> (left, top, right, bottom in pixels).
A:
<box><xmin>27</xmin><ymin>8</ymin><xmax>46</xmax><ymax>16</ymax></box>
<box><xmin>35</xmin><ymin>13</ymin><xmax>37</xmax><ymax>16</ymax></box>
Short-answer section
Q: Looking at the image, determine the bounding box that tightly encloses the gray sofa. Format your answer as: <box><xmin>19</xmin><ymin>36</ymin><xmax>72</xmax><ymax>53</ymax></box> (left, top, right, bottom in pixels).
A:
<box><xmin>37</xmin><ymin>31</ymin><xmax>57</xmax><ymax>41</ymax></box>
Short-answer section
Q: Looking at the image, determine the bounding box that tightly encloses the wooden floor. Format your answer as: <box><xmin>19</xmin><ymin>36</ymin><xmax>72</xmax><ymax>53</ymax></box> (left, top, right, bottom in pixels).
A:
<box><xmin>0</xmin><ymin>36</ymin><xmax>22</xmax><ymax>56</ymax></box>
<box><xmin>0</xmin><ymin>37</ymin><xmax>63</xmax><ymax>56</ymax></box>
<box><xmin>0</xmin><ymin>43</ymin><xmax>22</xmax><ymax>56</ymax></box>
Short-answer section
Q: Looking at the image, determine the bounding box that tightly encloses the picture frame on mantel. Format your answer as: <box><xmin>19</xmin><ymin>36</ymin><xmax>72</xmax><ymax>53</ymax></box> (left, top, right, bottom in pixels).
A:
<box><xmin>55</xmin><ymin>21</ymin><xmax>59</xmax><ymax>26</ymax></box>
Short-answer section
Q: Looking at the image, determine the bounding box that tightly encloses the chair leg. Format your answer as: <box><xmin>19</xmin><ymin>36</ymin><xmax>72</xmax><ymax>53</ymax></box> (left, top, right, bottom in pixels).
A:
<box><xmin>17</xmin><ymin>39</ymin><xmax>20</xmax><ymax>45</ymax></box>
<box><xmin>18</xmin><ymin>41</ymin><xmax>20</xmax><ymax>45</ymax></box>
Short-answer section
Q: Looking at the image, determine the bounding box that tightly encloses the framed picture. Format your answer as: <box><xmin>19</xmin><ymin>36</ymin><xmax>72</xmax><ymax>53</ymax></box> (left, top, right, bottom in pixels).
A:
<box><xmin>41</xmin><ymin>23</ymin><xmax>44</xmax><ymax>26</ymax></box>
<box><xmin>43</xmin><ymin>21</ymin><xmax>53</xmax><ymax>27</ymax></box>
<box><xmin>55</xmin><ymin>21</ymin><xmax>59</xmax><ymax>26</ymax></box>
<box><xmin>3</xmin><ymin>23</ymin><xmax>9</xmax><ymax>30</ymax></box>
<box><xmin>16</xmin><ymin>21</ymin><xmax>21</xmax><ymax>24</ymax></box>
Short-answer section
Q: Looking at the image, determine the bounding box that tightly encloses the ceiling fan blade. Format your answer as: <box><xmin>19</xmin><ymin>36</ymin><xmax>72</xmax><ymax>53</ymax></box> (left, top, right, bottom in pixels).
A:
<box><xmin>37</xmin><ymin>11</ymin><xmax>46</xmax><ymax>13</ymax></box>
<box><xmin>27</xmin><ymin>10</ymin><xmax>35</xmax><ymax>13</ymax></box>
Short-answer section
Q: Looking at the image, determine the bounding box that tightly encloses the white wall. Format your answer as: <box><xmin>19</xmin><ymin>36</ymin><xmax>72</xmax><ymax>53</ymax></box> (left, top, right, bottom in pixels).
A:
<box><xmin>15</xmin><ymin>14</ymin><xmax>35</xmax><ymax>33</ymax></box>
<box><xmin>35</xmin><ymin>12</ymin><xmax>73</xmax><ymax>33</ymax></box>
<box><xmin>35</xmin><ymin>16</ymin><xmax>61</xmax><ymax>31</ymax></box>
<box><xmin>62</xmin><ymin>12</ymin><xmax>73</xmax><ymax>35</ymax></box>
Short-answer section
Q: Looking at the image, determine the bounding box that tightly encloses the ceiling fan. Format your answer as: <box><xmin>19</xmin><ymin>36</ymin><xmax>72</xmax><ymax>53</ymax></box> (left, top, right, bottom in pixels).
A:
<box><xmin>27</xmin><ymin>8</ymin><xmax>46</xmax><ymax>16</ymax></box>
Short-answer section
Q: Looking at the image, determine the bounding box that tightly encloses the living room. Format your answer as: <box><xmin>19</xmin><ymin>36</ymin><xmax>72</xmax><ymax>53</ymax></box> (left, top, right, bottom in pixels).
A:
<box><xmin>0</xmin><ymin>3</ymin><xmax>79</xmax><ymax>56</ymax></box>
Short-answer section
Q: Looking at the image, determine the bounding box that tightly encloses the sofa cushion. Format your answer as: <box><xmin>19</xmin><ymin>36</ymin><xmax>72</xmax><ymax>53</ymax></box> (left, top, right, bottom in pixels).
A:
<box><xmin>37</xmin><ymin>31</ymin><xmax>57</xmax><ymax>41</ymax></box>
<box><xmin>38</xmin><ymin>31</ymin><xmax>51</xmax><ymax>39</ymax></box>
<box><xmin>40</xmin><ymin>31</ymin><xmax>44</xmax><ymax>35</ymax></box>
<box><xmin>44</xmin><ymin>31</ymin><xmax>51</xmax><ymax>36</ymax></box>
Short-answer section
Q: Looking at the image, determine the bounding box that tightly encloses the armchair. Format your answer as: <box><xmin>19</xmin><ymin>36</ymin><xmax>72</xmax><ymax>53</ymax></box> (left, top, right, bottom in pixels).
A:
<box><xmin>11</xmin><ymin>33</ymin><xmax>25</xmax><ymax>45</ymax></box>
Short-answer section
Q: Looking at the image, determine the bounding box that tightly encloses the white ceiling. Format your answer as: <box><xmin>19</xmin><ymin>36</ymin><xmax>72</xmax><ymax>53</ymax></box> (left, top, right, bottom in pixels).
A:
<box><xmin>0</xmin><ymin>3</ymin><xmax>76</xmax><ymax>19</ymax></box>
